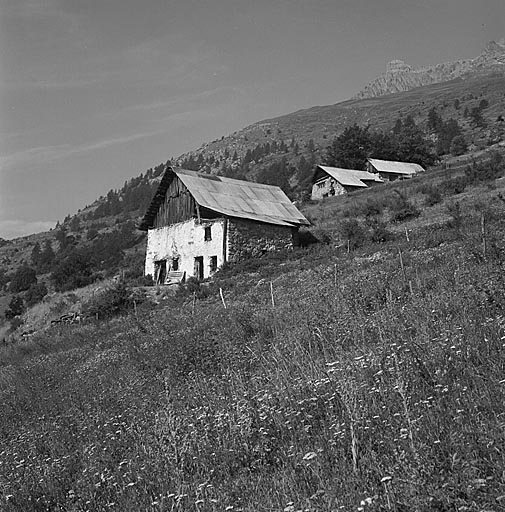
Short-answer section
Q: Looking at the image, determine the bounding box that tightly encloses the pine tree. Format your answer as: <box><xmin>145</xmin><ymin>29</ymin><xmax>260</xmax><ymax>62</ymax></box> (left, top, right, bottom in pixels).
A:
<box><xmin>326</xmin><ymin>125</ymin><xmax>374</xmax><ymax>170</ymax></box>
<box><xmin>427</xmin><ymin>107</ymin><xmax>443</xmax><ymax>133</ymax></box>
<box><xmin>31</xmin><ymin>242</ymin><xmax>42</xmax><ymax>267</ymax></box>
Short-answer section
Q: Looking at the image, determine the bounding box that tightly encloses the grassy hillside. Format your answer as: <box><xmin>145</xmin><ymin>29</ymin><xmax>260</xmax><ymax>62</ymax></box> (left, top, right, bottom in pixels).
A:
<box><xmin>177</xmin><ymin>74</ymin><xmax>505</xmax><ymax>176</ymax></box>
<box><xmin>1</xmin><ymin>72</ymin><xmax>503</xmax><ymax>315</ymax></box>
<box><xmin>1</xmin><ymin>161</ymin><xmax>505</xmax><ymax>511</ymax></box>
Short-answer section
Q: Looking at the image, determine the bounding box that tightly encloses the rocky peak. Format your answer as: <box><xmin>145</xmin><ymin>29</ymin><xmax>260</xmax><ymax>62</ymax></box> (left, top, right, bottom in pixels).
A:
<box><xmin>354</xmin><ymin>39</ymin><xmax>505</xmax><ymax>99</ymax></box>
<box><xmin>386</xmin><ymin>59</ymin><xmax>413</xmax><ymax>73</ymax></box>
<box><xmin>476</xmin><ymin>39</ymin><xmax>505</xmax><ymax>65</ymax></box>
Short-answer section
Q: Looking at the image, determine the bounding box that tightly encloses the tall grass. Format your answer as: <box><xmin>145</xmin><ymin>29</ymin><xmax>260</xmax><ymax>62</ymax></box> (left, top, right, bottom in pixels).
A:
<box><xmin>1</xmin><ymin>197</ymin><xmax>505</xmax><ymax>511</ymax></box>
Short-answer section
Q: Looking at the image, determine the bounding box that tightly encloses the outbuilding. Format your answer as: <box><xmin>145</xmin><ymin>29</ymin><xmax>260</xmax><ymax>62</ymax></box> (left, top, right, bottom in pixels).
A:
<box><xmin>139</xmin><ymin>167</ymin><xmax>309</xmax><ymax>283</ymax></box>
<box><xmin>367</xmin><ymin>158</ymin><xmax>425</xmax><ymax>182</ymax></box>
<box><xmin>311</xmin><ymin>165</ymin><xmax>383</xmax><ymax>200</ymax></box>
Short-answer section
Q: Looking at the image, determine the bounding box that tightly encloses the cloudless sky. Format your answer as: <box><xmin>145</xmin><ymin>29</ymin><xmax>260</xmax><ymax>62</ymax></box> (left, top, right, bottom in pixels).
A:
<box><xmin>1</xmin><ymin>0</ymin><xmax>504</xmax><ymax>239</ymax></box>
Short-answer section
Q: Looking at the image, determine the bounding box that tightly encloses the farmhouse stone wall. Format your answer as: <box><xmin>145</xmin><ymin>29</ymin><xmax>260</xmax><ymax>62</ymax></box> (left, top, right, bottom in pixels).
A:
<box><xmin>311</xmin><ymin>177</ymin><xmax>346</xmax><ymax>200</ymax></box>
<box><xmin>227</xmin><ymin>219</ymin><xmax>296</xmax><ymax>262</ymax></box>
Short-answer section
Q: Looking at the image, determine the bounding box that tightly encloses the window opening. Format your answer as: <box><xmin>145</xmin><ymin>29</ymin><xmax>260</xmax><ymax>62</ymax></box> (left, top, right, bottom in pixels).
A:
<box><xmin>204</xmin><ymin>226</ymin><xmax>212</xmax><ymax>241</ymax></box>
<box><xmin>209</xmin><ymin>256</ymin><xmax>218</xmax><ymax>273</ymax></box>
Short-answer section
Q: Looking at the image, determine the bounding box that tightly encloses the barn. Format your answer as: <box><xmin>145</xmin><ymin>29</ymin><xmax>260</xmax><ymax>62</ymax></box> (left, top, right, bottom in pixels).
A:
<box><xmin>139</xmin><ymin>167</ymin><xmax>309</xmax><ymax>283</ymax></box>
<box><xmin>311</xmin><ymin>165</ymin><xmax>383</xmax><ymax>200</ymax></box>
<box><xmin>367</xmin><ymin>158</ymin><xmax>425</xmax><ymax>182</ymax></box>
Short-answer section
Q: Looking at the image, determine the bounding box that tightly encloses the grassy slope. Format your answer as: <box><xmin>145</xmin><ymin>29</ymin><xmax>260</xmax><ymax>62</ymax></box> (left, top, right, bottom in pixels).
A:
<box><xmin>1</xmin><ymin>166</ymin><xmax>505</xmax><ymax>511</ymax></box>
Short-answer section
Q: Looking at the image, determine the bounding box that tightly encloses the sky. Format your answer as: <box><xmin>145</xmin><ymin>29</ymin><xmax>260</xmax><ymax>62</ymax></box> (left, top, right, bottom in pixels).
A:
<box><xmin>1</xmin><ymin>0</ymin><xmax>504</xmax><ymax>239</ymax></box>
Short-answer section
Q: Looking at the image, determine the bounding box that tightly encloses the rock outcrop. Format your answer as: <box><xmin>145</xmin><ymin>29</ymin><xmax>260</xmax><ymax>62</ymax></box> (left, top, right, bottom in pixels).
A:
<box><xmin>354</xmin><ymin>39</ymin><xmax>505</xmax><ymax>99</ymax></box>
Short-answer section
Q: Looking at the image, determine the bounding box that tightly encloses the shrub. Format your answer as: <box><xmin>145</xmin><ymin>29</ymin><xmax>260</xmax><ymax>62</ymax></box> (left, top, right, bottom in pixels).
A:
<box><xmin>297</xmin><ymin>229</ymin><xmax>321</xmax><ymax>247</ymax></box>
<box><xmin>360</xmin><ymin>197</ymin><xmax>386</xmax><ymax>217</ymax></box>
<box><xmin>310</xmin><ymin>228</ymin><xmax>334</xmax><ymax>245</ymax></box>
<box><xmin>5</xmin><ymin>295</ymin><xmax>25</xmax><ymax>319</ymax></box>
<box><xmin>422</xmin><ymin>185</ymin><xmax>442</xmax><ymax>206</ymax></box>
<box><xmin>176</xmin><ymin>277</ymin><xmax>213</xmax><ymax>300</ymax></box>
<box><xmin>8</xmin><ymin>317</ymin><xmax>23</xmax><ymax>332</ymax></box>
<box><xmin>446</xmin><ymin>201</ymin><xmax>464</xmax><ymax>229</ymax></box>
<box><xmin>388</xmin><ymin>190</ymin><xmax>420</xmax><ymax>222</ymax></box>
<box><xmin>24</xmin><ymin>282</ymin><xmax>48</xmax><ymax>307</ymax></box>
<box><xmin>365</xmin><ymin>217</ymin><xmax>392</xmax><ymax>243</ymax></box>
<box><xmin>9</xmin><ymin>265</ymin><xmax>37</xmax><ymax>293</ymax></box>
<box><xmin>440</xmin><ymin>176</ymin><xmax>469</xmax><ymax>196</ymax></box>
<box><xmin>82</xmin><ymin>282</ymin><xmax>133</xmax><ymax>320</ymax></box>
<box><xmin>450</xmin><ymin>135</ymin><xmax>468</xmax><ymax>156</ymax></box>
<box><xmin>51</xmin><ymin>250</ymin><xmax>95</xmax><ymax>291</ymax></box>
<box><xmin>465</xmin><ymin>152</ymin><xmax>504</xmax><ymax>184</ymax></box>
<box><xmin>338</xmin><ymin>219</ymin><xmax>367</xmax><ymax>249</ymax></box>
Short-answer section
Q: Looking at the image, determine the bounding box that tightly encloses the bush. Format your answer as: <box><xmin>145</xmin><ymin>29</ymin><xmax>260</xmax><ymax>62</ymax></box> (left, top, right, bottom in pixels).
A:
<box><xmin>82</xmin><ymin>282</ymin><xmax>133</xmax><ymax>320</ymax></box>
<box><xmin>8</xmin><ymin>317</ymin><xmax>23</xmax><ymax>332</ymax></box>
<box><xmin>51</xmin><ymin>250</ymin><xmax>95</xmax><ymax>292</ymax></box>
<box><xmin>365</xmin><ymin>217</ymin><xmax>392</xmax><ymax>243</ymax></box>
<box><xmin>24</xmin><ymin>282</ymin><xmax>48</xmax><ymax>307</ymax></box>
<box><xmin>176</xmin><ymin>277</ymin><xmax>213</xmax><ymax>300</ymax></box>
<box><xmin>338</xmin><ymin>219</ymin><xmax>367</xmax><ymax>249</ymax></box>
<box><xmin>388</xmin><ymin>190</ymin><xmax>420</xmax><ymax>222</ymax></box>
<box><xmin>422</xmin><ymin>185</ymin><xmax>442</xmax><ymax>206</ymax></box>
<box><xmin>5</xmin><ymin>295</ymin><xmax>25</xmax><ymax>319</ymax></box>
<box><xmin>465</xmin><ymin>152</ymin><xmax>504</xmax><ymax>184</ymax></box>
<box><xmin>446</xmin><ymin>201</ymin><xmax>464</xmax><ymax>229</ymax></box>
<box><xmin>9</xmin><ymin>265</ymin><xmax>37</xmax><ymax>293</ymax></box>
<box><xmin>310</xmin><ymin>228</ymin><xmax>334</xmax><ymax>245</ymax></box>
<box><xmin>360</xmin><ymin>197</ymin><xmax>386</xmax><ymax>217</ymax></box>
<box><xmin>440</xmin><ymin>176</ymin><xmax>469</xmax><ymax>196</ymax></box>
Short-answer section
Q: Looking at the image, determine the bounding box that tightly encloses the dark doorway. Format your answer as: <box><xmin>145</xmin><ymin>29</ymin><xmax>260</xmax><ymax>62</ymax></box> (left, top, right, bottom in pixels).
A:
<box><xmin>209</xmin><ymin>255</ymin><xmax>218</xmax><ymax>273</ymax></box>
<box><xmin>154</xmin><ymin>260</ymin><xmax>167</xmax><ymax>284</ymax></box>
<box><xmin>194</xmin><ymin>256</ymin><xmax>204</xmax><ymax>280</ymax></box>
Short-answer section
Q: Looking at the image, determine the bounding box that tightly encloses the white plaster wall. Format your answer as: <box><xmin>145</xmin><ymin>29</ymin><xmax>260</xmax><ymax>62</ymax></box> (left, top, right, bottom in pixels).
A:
<box><xmin>145</xmin><ymin>218</ymin><xmax>226</xmax><ymax>281</ymax></box>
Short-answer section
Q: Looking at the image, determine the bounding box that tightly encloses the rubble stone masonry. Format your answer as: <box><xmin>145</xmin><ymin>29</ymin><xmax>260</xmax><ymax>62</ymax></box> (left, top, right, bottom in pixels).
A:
<box><xmin>227</xmin><ymin>219</ymin><xmax>297</xmax><ymax>262</ymax></box>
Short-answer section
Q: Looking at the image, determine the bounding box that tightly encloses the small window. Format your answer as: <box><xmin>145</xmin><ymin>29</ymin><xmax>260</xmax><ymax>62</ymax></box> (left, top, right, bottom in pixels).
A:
<box><xmin>172</xmin><ymin>257</ymin><xmax>179</xmax><ymax>271</ymax></box>
<box><xmin>209</xmin><ymin>256</ymin><xmax>218</xmax><ymax>273</ymax></box>
<box><xmin>204</xmin><ymin>226</ymin><xmax>212</xmax><ymax>241</ymax></box>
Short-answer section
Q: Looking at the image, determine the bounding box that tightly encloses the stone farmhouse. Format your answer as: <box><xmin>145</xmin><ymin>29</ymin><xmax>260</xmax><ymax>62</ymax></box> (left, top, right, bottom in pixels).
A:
<box><xmin>311</xmin><ymin>165</ymin><xmax>383</xmax><ymax>200</ymax></box>
<box><xmin>367</xmin><ymin>158</ymin><xmax>425</xmax><ymax>182</ymax></box>
<box><xmin>139</xmin><ymin>167</ymin><xmax>309</xmax><ymax>283</ymax></box>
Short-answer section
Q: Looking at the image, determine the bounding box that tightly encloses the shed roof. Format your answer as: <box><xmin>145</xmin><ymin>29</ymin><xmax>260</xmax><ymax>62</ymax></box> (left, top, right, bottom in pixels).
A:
<box><xmin>140</xmin><ymin>167</ymin><xmax>309</xmax><ymax>230</ymax></box>
<box><xmin>315</xmin><ymin>165</ymin><xmax>384</xmax><ymax>188</ymax></box>
<box><xmin>368</xmin><ymin>158</ymin><xmax>425</xmax><ymax>175</ymax></box>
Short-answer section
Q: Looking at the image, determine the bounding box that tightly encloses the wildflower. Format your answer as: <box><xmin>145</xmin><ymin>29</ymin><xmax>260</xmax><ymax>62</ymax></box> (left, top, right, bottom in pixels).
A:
<box><xmin>302</xmin><ymin>451</ymin><xmax>317</xmax><ymax>461</ymax></box>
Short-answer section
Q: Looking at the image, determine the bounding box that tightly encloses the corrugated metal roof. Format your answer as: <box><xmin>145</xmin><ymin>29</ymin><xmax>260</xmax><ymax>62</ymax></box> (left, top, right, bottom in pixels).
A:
<box><xmin>317</xmin><ymin>165</ymin><xmax>384</xmax><ymax>187</ymax></box>
<box><xmin>140</xmin><ymin>167</ymin><xmax>309</xmax><ymax>230</ymax></box>
<box><xmin>368</xmin><ymin>158</ymin><xmax>425</xmax><ymax>175</ymax></box>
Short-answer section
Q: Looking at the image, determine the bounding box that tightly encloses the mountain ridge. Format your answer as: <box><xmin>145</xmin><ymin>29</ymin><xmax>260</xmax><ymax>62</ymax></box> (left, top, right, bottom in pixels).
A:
<box><xmin>353</xmin><ymin>39</ymin><xmax>505</xmax><ymax>99</ymax></box>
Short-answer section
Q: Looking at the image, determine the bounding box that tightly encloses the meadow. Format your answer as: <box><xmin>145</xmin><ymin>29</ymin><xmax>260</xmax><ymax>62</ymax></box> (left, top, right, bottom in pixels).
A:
<box><xmin>1</xmin><ymin>169</ymin><xmax>505</xmax><ymax>511</ymax></box>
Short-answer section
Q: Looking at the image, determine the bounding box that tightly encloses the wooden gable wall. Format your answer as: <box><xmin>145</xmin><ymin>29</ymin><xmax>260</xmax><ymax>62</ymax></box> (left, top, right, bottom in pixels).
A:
<box><xmin>153</xmin><ymin>176</ymin><xmax>197</xmax><ymax>228</ymax></box>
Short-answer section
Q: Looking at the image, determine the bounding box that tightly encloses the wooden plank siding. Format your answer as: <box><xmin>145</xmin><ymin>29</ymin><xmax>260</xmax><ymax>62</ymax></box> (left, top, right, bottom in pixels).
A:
<box><xmin>153</xmin><ymin>177</ymin><xmax>196</xmax><ymax>228</ymax></box>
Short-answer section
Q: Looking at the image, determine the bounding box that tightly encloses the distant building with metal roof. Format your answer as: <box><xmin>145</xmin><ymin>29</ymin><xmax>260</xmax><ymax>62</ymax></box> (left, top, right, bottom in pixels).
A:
<box><xmin>311</xmin><ymin>165</ymin><xmax>383</xmax><ymax>200</ymax></box>
<box><xmin>367</xmin><ymin>158</ymin><xmax>425</xmax><ymax>181</ymax></box>
<box><xmin>141</xmin><ymin>167</ymin><xmax>309</xmax><ymax>283</ymax></box>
